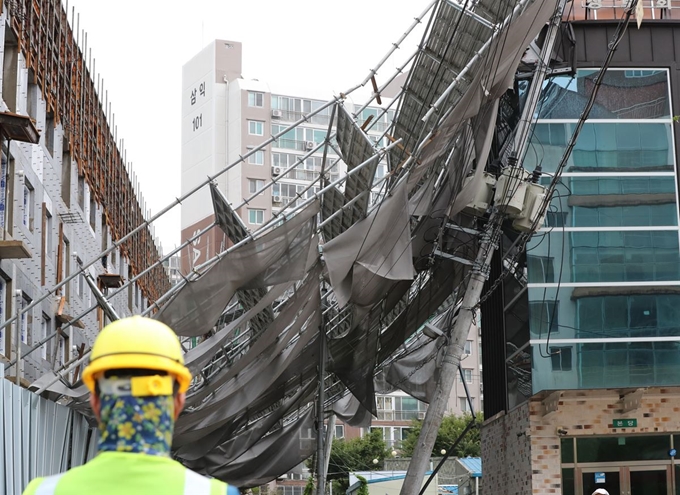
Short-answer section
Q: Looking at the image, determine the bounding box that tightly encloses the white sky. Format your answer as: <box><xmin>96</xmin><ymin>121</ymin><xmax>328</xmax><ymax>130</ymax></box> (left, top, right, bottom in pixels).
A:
<box><xmin>62</xmin><ymin>0</ymin><xmax>431</xmax><ymax>251</ymax></box>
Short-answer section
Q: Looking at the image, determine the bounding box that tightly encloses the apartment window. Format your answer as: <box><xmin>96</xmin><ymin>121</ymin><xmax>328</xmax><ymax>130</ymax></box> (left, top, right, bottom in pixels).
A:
<box><xmin>550</xmin><ymin>346</ymin><xmax>572</xmax><ymax>372</ymax></box>
<box><xmin>23</xmin><ymin>180</ymin><xmax>35</xmax><ymax>231</ymax></box>
<box><xmin>248</xmin><ymin>179</ymin><xmax>265</xmax><ymax>195</ymax></box>
<box><xmin>61</xmin><ymin>142</ymin><xmax>71</xmax><ymax>206</ymax></box>
<box><xmin>76</xmin><ymin>257</ymin><xmax>84</xmax><ymax>299</ymax></box>
<box><xmin>394</xmin><ymin>427</ymin><xmax>412</xmax><ymax>447</ymax></box>
<box><xmin>2</xmin><ymin>35</ymin><xmax>18</xmax><ymax>112</ymax></box>
<box><xmin>64</xmin><ymin>237</ymin><xmax>71</xmax><ymax>300</ymax></box>
<box><xmin>461</xmin><ymin>368</ymin><xmax>473</xmax><ymax>383</ymax></box>
<box><xmin>464</xmin><ymin>340</ymin><xmax>473</xmax><ymax>355</ymax></box>
<box><xmin>77</xmin><ymin>174</ymin><xmax>85</xmax><ymax>210</ymax></box>
<box><xmin>20</xmin><ymin>294</ymin><xmax>29</xmax><ymax>344</ymax></box>
<box><xmin>248</xmin><ymin>120</ymin><xmax>264</xmax><ymax>136</ymax></box>
<box><xmin>248</xmin><ymin>209</ymin><xmax>264</xmax><ymax>225</ymax></box>
<box><xmin>460</xmin><ymin>397</ymin><xmax>473</xmax><ymax>414</ymax></box>
<box><xmin>40</xmin><ymin>314</ymin><xmax>50</xmax><ymax>360</ymax></box>
<box><xmin>101</xmin><ymin>214</ymin><xmax>108</xmax><ymax>252</ymax></box>
<box><xmin>335</xmin><ymin>424</ymin><xmax>345</xmax><ymax>439</ymax></box>
<box><xmin>281</xmin><ymin>487</ymin><xmax>304</xmax><ymax>495</ymax></box>
<box><xmin>45</xmin><ymin>112</ymin><xmax>55</xmax><ymax>156</ymax></box>
<box><xmin>248</xmin><ymin>91</ymin><xmax>264</xmax><ymax>107</ymax></box>
<box><xmin>56</xmin><ymin>333</ymin><xmax>66</xmax><ymax>368</ymax></box>
<box><xmin>89</xmin><ymin>195</ymin><xmax>96</xmax><ymax>230</ymax></box>
<box><xmin>248</xmin><ymin>150</ymin><xmax>264</xmax><ymax>165</ymax></box>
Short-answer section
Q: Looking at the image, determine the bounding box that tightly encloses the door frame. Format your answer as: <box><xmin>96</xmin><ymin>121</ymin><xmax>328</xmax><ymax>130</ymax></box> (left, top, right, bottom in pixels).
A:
<box><xmin>577</xmin><ymin>464</ymin><xmax>672</xmax><ymax>495</ymax></box>
<box><xmin>579</xmin><ymin>466</ymin><xmax>622</xmax><ymax>495</ymax></box>
<box><xmin>625</xmin><ymin>464</ymin><xmax>672</xmax><ymax>495</ymax></box>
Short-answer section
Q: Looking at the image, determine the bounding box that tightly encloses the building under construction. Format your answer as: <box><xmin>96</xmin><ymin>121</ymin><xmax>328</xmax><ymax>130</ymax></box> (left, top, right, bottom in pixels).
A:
<box><xmin>0</xmin><ymin>0</ymin><xmax>169</xmax><ymax>490</ymax></box>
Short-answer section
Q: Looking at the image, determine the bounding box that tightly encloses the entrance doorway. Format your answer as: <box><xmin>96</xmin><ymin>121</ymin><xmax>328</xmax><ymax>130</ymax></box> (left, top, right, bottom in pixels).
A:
<box><xmin>579</xmin><ymin>465</ymin><xmax>671</xmax><ymax>495</ymax></box>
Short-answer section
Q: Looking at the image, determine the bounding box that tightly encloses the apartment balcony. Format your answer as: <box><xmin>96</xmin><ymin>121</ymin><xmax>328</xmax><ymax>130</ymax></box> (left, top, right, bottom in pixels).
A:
<box><xmin>271</xmin><ymin>110</ymin><xmax>335</xmax><ymax>127</ymax></box>
<box><xmin>376</xmin><ymin>409</ymin><xmax>427</xmax><ymax>421</ymax></box>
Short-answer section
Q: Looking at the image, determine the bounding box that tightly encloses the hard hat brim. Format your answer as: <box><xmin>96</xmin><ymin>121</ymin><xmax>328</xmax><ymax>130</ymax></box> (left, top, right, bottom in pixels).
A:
<box><xmin>82</xmin><ymin>353</ymin><xmax>192</xmax><ymax>395</ymax></box>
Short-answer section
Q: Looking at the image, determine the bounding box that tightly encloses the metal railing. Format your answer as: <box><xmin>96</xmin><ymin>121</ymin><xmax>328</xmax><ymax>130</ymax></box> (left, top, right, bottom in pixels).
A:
<box><xmin>272</xmin><ymin>110</ymin><xmax>336</xmax><ymax>127</ymax></box>
<box><xmin>375</xmin><ymin>409</ymin><xmax>427</xmax><ymax>421</ymax></box>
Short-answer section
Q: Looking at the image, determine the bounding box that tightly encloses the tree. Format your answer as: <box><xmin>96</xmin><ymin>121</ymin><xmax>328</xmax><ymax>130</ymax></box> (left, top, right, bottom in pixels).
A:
<box><xmin>327</xmin><ymin>429</ymin><xmax>389</xmax><ymax>493</ymax></box>
<box><xmin>400</xmin><ymin>413</ymin><xmax>483</xmax><ymax>458</ymax></box>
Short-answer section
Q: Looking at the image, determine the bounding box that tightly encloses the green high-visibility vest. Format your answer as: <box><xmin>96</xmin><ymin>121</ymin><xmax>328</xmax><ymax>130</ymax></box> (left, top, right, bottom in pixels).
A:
<box><xmin>22</xmin><ymin>452</ymin><xmax>230</xmax><ymax>495</ymax></box>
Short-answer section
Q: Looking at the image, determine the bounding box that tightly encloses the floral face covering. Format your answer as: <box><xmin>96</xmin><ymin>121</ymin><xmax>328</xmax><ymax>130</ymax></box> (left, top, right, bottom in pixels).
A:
<box><xmin>98</xmin><ymin>393</ymin><xmax>175</xmax><ymax>456</ymax></box>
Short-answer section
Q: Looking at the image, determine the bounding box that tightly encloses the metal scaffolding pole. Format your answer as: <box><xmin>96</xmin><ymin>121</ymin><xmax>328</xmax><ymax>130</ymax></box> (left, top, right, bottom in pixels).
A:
<box><xmin>316</xmin><ymin>330</ymin><xmax>327</xmax><ymax>495</ymax></box>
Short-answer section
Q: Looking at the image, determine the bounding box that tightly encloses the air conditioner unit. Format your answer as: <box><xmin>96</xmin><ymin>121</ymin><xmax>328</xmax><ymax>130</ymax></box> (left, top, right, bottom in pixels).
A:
<box><xmin>417</xmin><ymin>411</ymin><xmax>426</xmax><ymax>420</ymax></box>
<box><xmin>272</xmin><ymin>195</ymin><xmax>282</xmax><ymax>203</ymax></box>
<box><xmin>305</xmin><ymin>141</ymin><xmax>315</xmax><ymax>150</ymax></box>
<box><xmin>272</xmin><ymin>109</ymin><xmax>283</xmax><ymax>118</ymax></box>
<box><xmin>272</xmin><ymin>166</ymin><xmax>282</xmax><ymax>176</ymax></box>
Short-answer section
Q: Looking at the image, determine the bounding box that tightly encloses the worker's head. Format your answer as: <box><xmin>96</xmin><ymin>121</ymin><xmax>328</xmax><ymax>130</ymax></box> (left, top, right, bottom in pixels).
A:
<box><xmin>81</xmin><ymin>316</ymin><xmax>191</xmax><ymax>454</ymax></box>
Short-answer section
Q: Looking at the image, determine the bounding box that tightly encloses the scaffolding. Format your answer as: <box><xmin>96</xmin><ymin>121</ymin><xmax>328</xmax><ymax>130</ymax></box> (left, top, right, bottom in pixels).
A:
<box><xmin>0</xmin><ymin>0</ymin><xmax>564</xmax><ymax>491</ymax></box>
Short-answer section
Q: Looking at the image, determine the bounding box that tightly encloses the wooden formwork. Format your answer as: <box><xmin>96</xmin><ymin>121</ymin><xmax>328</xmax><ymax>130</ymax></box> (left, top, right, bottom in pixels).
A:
<box><xmin>7</xmin><ymin>0</ymin><xmax>170</xmax><ymax>303</ymax></box>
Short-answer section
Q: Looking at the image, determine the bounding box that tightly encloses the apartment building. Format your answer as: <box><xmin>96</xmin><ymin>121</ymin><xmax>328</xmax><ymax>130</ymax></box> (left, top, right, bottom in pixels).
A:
<box><xmin>180</xmin><ymin>40</ymin><xmax>391</xmax><ymax>272</ymax></box>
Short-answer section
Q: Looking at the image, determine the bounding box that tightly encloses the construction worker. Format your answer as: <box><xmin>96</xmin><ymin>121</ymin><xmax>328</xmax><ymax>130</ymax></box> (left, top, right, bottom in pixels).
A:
<box><xmin>23</xmin><ymin>316</ymin><xmax>239</xmax><ymax>495</ymax></box>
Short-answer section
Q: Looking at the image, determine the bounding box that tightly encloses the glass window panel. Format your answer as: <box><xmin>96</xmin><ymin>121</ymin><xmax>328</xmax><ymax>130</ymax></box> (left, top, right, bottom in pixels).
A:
<box><xmin>543</xmin><ymin>177</ymin><xmax>678</xmax><ymax>227</ymax></box>
<box><xmin>401</xmin><ymin>397</ymin><xmax>418</xmax><ymax>411</ymax></box>
<box><xmin>529</xmin><ymin>301</ymin><xmax>559</xmax><ymax>338</ymax></box>
<box><xmin>529</xmin><ymin>123</ymin><xmax>674</xmax><ymax>174</ymax></box>
<box><xmin>561</xmin><ymin>438</ymin><xmax>574</xmax><ymax>463</ymax></box>
<box><xmin>561</xmin><ymin>468</ymin><xmax>575</xmax><ymax>495</ymax></box>
<box><xmin>537</xmin><ymin>69</ymin><xmax>670</xmax><ymax>120</ymax></box>
<box><xmin>533</xmin><ymin>339</ymin><xmax>680</xmax><ymax>391</ymax></box>
<box><xmin>576</xmin><ymin>436</ymin><xmax>670</xmax><ymax>463</ymax></box>
<box><xmin>528</xmin><ymin>288</ymin><xmax>680</xmax><ymax>341</ymax></box>
<box><xmin>580</xmin><ymin>343</ymin><xmax>605</xmax><ymax>388</ymax></box>
<box><xmin>527</xmin><ymin>231</ymin><xmax>680</xmax><ymax>283</ymax></box>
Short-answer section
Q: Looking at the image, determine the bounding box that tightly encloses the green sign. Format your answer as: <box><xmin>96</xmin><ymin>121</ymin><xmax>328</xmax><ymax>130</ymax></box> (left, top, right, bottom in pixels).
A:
<box><xmin>613</xmin><ymin>419</ymin><xmax>637</xmax><ymax>428</ymax></box>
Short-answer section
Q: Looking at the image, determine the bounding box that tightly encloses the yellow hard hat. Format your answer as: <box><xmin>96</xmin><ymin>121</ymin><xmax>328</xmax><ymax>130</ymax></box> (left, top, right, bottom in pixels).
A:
<box><xmin>82</xmin><ymin>316</ymin><xmax>192</xmax><ymax>395</ymax></box>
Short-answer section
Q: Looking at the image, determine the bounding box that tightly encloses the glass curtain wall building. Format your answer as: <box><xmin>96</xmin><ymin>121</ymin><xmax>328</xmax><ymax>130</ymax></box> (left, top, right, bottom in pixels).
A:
<box><xmin>520</xmin><ymin>68</ymin><xmax>680</xmax><ymax>393</ymax></box>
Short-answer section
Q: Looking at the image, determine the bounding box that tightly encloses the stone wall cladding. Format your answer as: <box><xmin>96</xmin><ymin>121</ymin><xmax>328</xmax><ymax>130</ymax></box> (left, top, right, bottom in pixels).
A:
<box><xmin>481</xmin><ymin>402</ymin><xmax>532</xmax><ymax>495</ymax></box>
<box><xmin>528</xmin><ymin>387</ymin><xmax>680</xmax><ymax>495</ymax></box>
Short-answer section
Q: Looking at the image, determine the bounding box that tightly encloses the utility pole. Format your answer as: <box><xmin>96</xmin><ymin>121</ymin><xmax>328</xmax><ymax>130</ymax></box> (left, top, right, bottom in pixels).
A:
<box><xmin>398</xmin><ymin>2</ymin><xmax>566</xmax><ymax>494</ymax></box>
